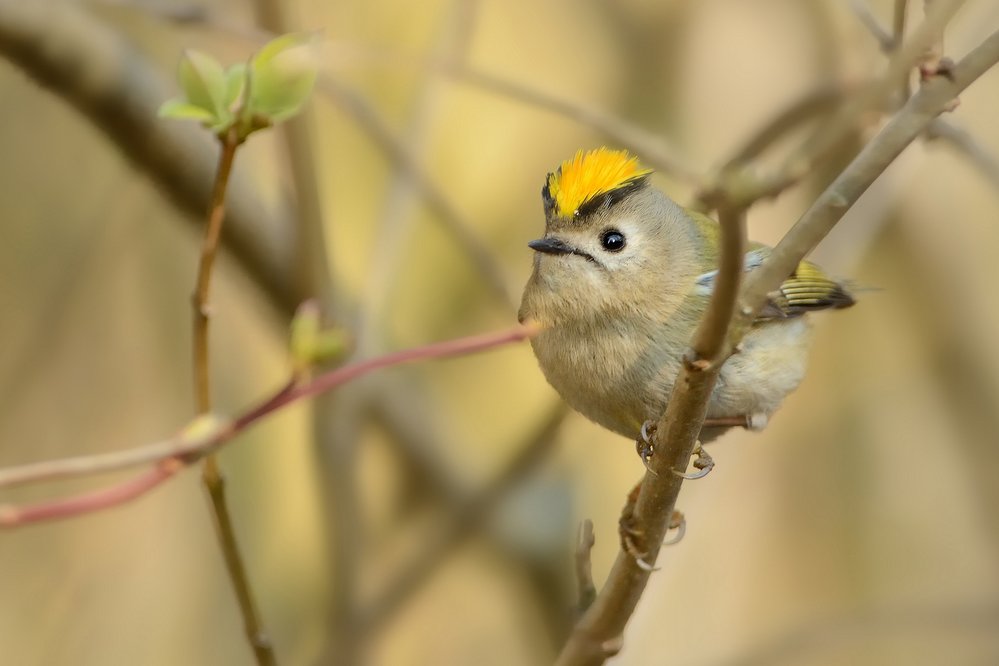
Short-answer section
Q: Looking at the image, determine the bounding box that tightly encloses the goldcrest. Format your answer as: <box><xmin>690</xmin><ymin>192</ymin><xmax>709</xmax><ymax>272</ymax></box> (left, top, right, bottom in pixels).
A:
<box><xmin>519</xmin><ymin>148</ymin><xmax>854</xmax><ymax>443</ymax></box>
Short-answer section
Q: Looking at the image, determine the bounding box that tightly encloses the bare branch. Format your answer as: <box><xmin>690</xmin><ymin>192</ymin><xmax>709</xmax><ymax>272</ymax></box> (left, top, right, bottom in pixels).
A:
<box><xmin>699</xmin><ymin>0</ymin><xmax>966</xmax><ymax>210</ymax></box>
<box><xmin>736</xmin><ymin>28</ymin><xmax>999</xmax><ymax>331</ymax></box>
<box><xmin>574</xmin><ymin>520</ymin><xmax>597</xmax><ymax>617</ymax></box>
<box><xmin>719</xmin><ymin>85</ymin><xmax>851</xmax><ymax>170</ymax></box>
<box><xmin>849</xmin><ymin>0</ymin><xmax>896</xmax><ymax>51</ymax></box>
<box><xmin>357</xmin><ymin>401</ymin><xmax>568</xmax><ymax>635</ymax></box>
<box><xmin>0</xmin><ymin>323</ymin><xmax>540</xmax><ymax>522</ymax></box>
<box><xmin>555</xmin><ymin>24</ymin><xmax>999</xmax><ymax>666</ymax></box>
<box><xmin>555</xmin><ymin>202</ymin><xmax>748</xmax><ymax>666</ymax></box>
<box><xmin>925</xmin><ymin>118</ymin><xmax>999</xmax><ymax>191</ymax></box>
<box><xmin>0</xmin><ymin>2</ymin><xmax>302</xmax><ymax>314</ymax></box>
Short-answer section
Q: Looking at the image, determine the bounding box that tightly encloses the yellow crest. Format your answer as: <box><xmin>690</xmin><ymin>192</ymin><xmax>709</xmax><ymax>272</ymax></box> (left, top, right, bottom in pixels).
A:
<box><xmin>545</xmin><ymin>148</ymin><xmax>652</xmax><ymax>218</ymax></box>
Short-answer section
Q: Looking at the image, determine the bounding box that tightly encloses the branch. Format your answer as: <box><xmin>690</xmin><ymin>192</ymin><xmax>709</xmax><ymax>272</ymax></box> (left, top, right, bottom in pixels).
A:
<box><xmin>0</xmin><ymin>2</ymin><xmax>302</xmax><ymax>315</ymax></box>
<box><xmin>924</xmin><ymin>118</ymin><xmax>999</xmax><ymax>191</ymax></box>
<box><xmin>735</xmin><ymin>27</ymin><xmax>999</xmax><ymax>330</ymax></box>
<box><xmin>574</xmin><ymin>520</ymin><xmax>597</xmax><ymax>618</ymax></box>
<box><xmin>849</xmin><ymin>0</ymin><xmax>897</xmax><ymax>52</ymax></box>
<box><xmin>554</xmin><ymin>203</ymin><xmax>747</xmax><ymax>666</ymax></box>
<box><xmin>356</xmin><ymin>401</ymin><xmax>569</xmax><ymax>636</ymax></box>
<box><xmin>0</xmin><ymin>323</ymin><xmax>539</xmax><ymax>523</ymax></box>
<box><xmin>701</xmin><ymin>0</ymin><xmax>966</xmax><ymax>210</ymax></box>
<box><xmin>273</xmin><ymin>35</ymin><xmax>704</xmax><ymax>186</ymax></box>
<box><xmin>188</xmin><ymin>116</ymin><xmax>268</xmax><ymax>660</ymax></box>
<box><xmin>555</xmin><ymin>25</ymin><xmax>999</xmax><ymax>666</ymax></box>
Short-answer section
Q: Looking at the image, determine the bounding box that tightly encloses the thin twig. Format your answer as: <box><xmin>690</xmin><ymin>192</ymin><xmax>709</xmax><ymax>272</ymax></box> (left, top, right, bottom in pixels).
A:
<box><xmin>0</xmin><ymin>462</ymin><xmax>180</xmax><ymax>525</ymax></box>
<box><xmin>693</xmin><ymin>86</ymin><xmax>852</xmax><ymax>212</ymax></box>
<box><xmin>849</xmin><ymin>0</ymin><xmax>896</xmax><ymax>51</ymax></box>
<box><xmin>356</xmin><ymin>401</ymin><xmax>569</xmax><ymax>636</ymax></box>
<box><xmin>698</xmin><ymin>0</ymin><xmax>965</xmax><ymax>210</ymax></box>
<box><xmin>719</xmin><ymin>85</ymin><xmax>852</xmax><ymax>170</ymax></box>
<box><xmin>281</xmin><ymin>34</ymin><xmax>703</xmax><ymax>185</ymax></box>
<box><xmin>192</xmin><ymin>130</ymin><xmax>239</xmax><ymax>413</ymax></box>
<box><xmin>190</xmin><ymin>128</ymin><xmax>274</xmax><ymax>665</ymax></box>
<box><xmin>894</xmin><ymin>0</ymin><xmax>910</xmax><ymax>46</ymax></box>
<box><xmin>924</xmin><ymin>118</ymin><xmax>999</xmax><ymax>190</ymax></box>
<box><xmin>0</xmin><ymin>2</ymin><xmax>301</xmax><ymax>315</ymax></box>
<box><xmin>320</xmin><ymin>76</ymin><xmax>518</xmax><ymax>310</ymax></box>
<box><xmin>0</xmin><ymin>323</ymin><xmax>540</xmax><ymax>522</ymax></box>
<box><xmin>555</xmin><ymin>25</ymin><xmax>999</xmax><ymax>666</ymax></box>
<box><xmin>439</xmin><ymin>62</ymin><xmax>701</xmax><ymax>186</ymax></box>
<box><xmin>574</xmin><ymin>520</ymin><xmax>597</xmax><ymax>618</ymax></box>
<box><xmin>894</xmin><ymin>0</ymin><xmax>912</xmax><ymax>101</ymax></box>
<box><xmin>360</xmin><ymin>0</ymin><xmax>483</xmax><ymax>348</ymax></box>
<box><xmin>250</xmin><ymin>0</ymin><xmax>346</xmax><ymax>661</ymax></box>
<box><xmin>734</xmin><ymin>29</ymin><xmax>999</xmax><ymax>333</ymax></box>
<box><xmin>554</xmin><ymin>201</ymin><xmax>748</xmax><ymax>666</ymax></box>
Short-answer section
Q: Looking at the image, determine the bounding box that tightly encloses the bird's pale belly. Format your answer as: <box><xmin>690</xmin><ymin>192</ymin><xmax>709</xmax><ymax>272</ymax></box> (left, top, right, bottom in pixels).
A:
<box><xmin>530</xmin><ymin>317</ymin><xmax>812</xmax><ymax>441</ymax></box>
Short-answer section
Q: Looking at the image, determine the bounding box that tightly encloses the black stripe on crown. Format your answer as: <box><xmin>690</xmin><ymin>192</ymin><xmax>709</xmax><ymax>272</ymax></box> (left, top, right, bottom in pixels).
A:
<box><xmin>573</xmin><ymin>175</ymin><xmax>650</xmax><ymax>220</ymax></box>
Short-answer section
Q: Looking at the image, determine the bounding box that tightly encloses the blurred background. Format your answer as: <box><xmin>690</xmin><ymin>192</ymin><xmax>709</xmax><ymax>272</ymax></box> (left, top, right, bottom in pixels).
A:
<box><xmin>1</xmin><ymin>0</ymin><xmax>999</xmax><ymax>664</ymax></box>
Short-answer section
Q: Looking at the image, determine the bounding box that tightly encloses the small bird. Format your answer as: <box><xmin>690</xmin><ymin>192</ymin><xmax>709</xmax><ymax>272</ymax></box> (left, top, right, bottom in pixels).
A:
<box><xmin>519</xmin><ymin>148</ymin><xmax>854</xmax><ymax>451</ymax></box>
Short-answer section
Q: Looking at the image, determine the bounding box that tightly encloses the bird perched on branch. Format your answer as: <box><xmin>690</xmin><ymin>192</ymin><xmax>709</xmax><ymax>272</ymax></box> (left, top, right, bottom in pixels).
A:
<box><xmin>519</xmin><ymin>148</ymin><xmax>854</xmax><ymax>462</ymax></box>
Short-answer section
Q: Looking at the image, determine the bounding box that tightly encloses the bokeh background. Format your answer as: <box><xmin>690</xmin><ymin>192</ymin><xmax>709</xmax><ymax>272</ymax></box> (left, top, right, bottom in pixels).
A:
<box><xmin>2</xmin><ymin>0</ymin><xmax>999</xmax><ymax>664</ymax></box>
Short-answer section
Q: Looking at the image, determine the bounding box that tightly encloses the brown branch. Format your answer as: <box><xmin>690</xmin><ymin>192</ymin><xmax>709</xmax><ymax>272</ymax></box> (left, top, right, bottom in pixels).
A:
<box><xmin>193</xmin><ymin>131</ymin><xmax>239</xmax><ymax>413</ymax></box>
<box><xmin>701</xmin><ymin>0</ymin><xmax>966</xmax><ymax>211</ymax></box>
<box><xmin>266</xmin><ymin>34</ymin><xmax>703</xmax><ymax>185</ymax></box>
<box><xmin>250</xmin><ymin>1</ymin><xmax>346</xmax><ymax>661</ymax></box>
<box><xmin>109</xmin><ymin>2</ymin><xmax>518</xmax><ymax>312</ymax></box>
<box><xmin>0</xmin><ymin>2</ymin><xmax>302</xmax><ymax>315</ymax></box>
<box><xmin>320</xmin><ymin>76</ymin><xmax>518</xmax><ymax>310</ymax></box>
<box><xmin>189</xmin><ymin>127</ymin><xmax>274</xmax><ymax>664</ymax></box>
<box><xmin>555</xmin><ymin>25</ymin><xmax>999</xmax><ymax>666</ymax></box>
<box><xmin>719</xmin><ymin>85</ymin><xmax>852</xmax><ymax>170</ymax></box>
<box><xmin>574</xmin><ymin>520</ymin><xmax>597</xmax><ymax>618</ymax></box>
<box><xmin>849</xmin><ymin>0</ymin><xmax>897</xmax><ymax>52</ymax></box>
<box><xmin>894</xmin><ymin>0</ymin><xmax>912</xmax><ymax>102</ymax></box>
<box><xmin>438</xmin><ymin>62</ymin><xmax>701</xmax><ymax>186</ymax></box>
<box><xmin>734</xmin><ymin>27</ymin><xmax>999</xmax><ymax>333</ymax></box>
<box><xmin>924</xmin><ymin>118</ymin><xmax>999</xmax><ymax>191</ymax></box>
<box><xmin>356</xmin><ymin>401</ymin><xmax>569</xmax><ymax>636</ymax></box>
<box><xmin>0</xmin><ymin>323</ymin><xmax>540</xmax><ymax>521</ymax></box>
<box><xmin>554</xmin><ymin>201</ymin><xmax>747</xmax><ymax>666</ymax></box>
<box><xmin>359</xmin><ymin>0</ymin><xmax>489</xmax><ymax>346</ymax></box>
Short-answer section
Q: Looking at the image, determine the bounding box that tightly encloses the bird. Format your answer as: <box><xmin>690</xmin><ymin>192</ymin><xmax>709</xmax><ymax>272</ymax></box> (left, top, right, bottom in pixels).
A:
<box><xmin>518</xmin><ymin>147</ymin><xmax>855</xmax><ymax>457</ymax></box>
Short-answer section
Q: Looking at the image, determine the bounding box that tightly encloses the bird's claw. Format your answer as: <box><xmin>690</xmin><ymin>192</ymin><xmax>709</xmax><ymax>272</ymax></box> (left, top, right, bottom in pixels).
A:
<box><xmin>635</xmin><ymin>420</ymin><xmax>657</xmax><ymax>473</ymax></box>
<box><xmin>672</xmin><ymin>443</ymin><xmax>715</xmax><ymax>479</ymax></box>
<box><xmin>663</xmin><ymin>510</ymin><xmax>686</xmax><ymax>546</ymax></box>
<box><xmin>619</xmin><ymin>481</ymin><xmax>659</xmax><ymax>571</ymax></box>
<box><xmin>620</xmin><ymin>484</ymin><xmax>687</xmax><ymax>570</ymax></box>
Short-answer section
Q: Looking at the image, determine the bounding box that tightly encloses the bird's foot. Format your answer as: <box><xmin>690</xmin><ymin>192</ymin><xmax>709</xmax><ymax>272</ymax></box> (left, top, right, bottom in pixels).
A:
<box><xmin>635</xmin><ymin>420</ymin><xmax>657</xmax><ymax>472</ymax></box>
<box><xmin>663</xmin><ymin>510</ymin><xmax>687</xmax><ymax>546</ymax></box>
<box><xmin>619</xmin><ymin>481</ymin><xmax>656</xmax><ymax>570</ymax></box>
<box><xmin>672</xmin><ymin>442</ymin><xmax>715</xmax><ymax>480</ymax></box>
<box><xmin>619</xmin><ymin>483</ymin><xmax>687</xmax><ymax>571</ymax></box>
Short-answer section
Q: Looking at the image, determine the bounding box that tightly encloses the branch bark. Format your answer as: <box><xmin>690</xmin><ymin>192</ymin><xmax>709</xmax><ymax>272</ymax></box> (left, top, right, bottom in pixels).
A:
<box><xmin>555</xmin><ymin>25</ymin><xmax>999</xmax><ymax>666</ymax></box>
<box><xmin>0</xmin><ymin>1</ymin><xmax>302</xmax><ymax>314</ymax></box>
<box><xmin>0</xmin><ymin>323</ymin><xmax>539</xmax><ymax>521</ymax></box>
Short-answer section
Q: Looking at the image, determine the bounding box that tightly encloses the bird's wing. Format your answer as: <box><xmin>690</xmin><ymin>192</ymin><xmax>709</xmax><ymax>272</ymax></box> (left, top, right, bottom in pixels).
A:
<box><xmin>694</xmin><ymin>246</ymin><xmax>855</xmax><ymax>321</ymax></box>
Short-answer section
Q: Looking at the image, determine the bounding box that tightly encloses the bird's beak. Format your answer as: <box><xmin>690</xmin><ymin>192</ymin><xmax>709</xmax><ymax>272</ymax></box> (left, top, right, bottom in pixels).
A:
<box><xmin>528</xmin><ymin>237</ymin><xmax>575</xmax><ymax>255</ymax></box>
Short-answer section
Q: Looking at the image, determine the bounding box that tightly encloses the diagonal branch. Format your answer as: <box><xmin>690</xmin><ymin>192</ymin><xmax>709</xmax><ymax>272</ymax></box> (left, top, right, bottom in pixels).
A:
<box><xmin>0</xmin><ymin>2</ymin><xmax>302</xmax><ymax>314</ymax></box>
<box><xmin>555</xmin><ymin>25</ymin><xmax>999</xmax><ymax>666</ymax></box>
<box><xmin>0</xmin><ymin>323</ymin><xmax>539</xmax><ymax>523</ymax></box>
<box><xmin>554</xmin><ymin>202</ymin><xmax>747</xmax><ymax>666</ymax></box>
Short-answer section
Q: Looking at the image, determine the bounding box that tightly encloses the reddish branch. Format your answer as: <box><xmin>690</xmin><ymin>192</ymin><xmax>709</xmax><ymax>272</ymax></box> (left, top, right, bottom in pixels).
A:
<box><xmin>0</xmin><ymin>323</ymin><xmax>540</xmax><ymax>527</ymax></box>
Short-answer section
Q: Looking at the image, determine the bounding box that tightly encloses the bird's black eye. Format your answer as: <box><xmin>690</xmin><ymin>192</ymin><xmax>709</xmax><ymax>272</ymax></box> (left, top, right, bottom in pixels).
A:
<box><xmin>600</xmin><ymin>229</ymin><xmax>626</xmax><ymax>252</ymax></box>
